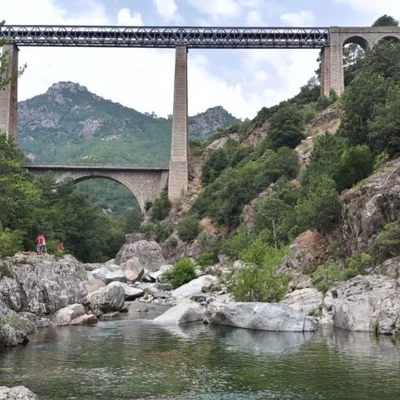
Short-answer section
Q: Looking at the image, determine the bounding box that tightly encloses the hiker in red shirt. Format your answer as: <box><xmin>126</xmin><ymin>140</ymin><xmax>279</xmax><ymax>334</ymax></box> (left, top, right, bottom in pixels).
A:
<box><xmin>36</xmin><ymin>234</ymin><xmax>45</xmax><ymax>256</ymax></box>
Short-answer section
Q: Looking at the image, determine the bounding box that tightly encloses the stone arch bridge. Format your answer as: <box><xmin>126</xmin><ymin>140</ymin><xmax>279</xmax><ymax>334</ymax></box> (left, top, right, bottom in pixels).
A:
<box><xmin>24</xmin><ymin>163</ymin><xmax>169</xmax><ymax>212</ymax></box>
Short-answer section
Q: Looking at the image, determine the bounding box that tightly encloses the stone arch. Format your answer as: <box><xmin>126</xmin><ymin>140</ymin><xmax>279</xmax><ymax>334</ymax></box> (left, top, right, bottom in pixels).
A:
<box><xmin>73</xmin><ymin>174</ymin><xmax>142</xmax><ymax>212</ymax></box>
<box><xmin>72</xmin><ymin>173</ymin><xmax>151</xmax><ymax>212</ymax></box>
<box><xmin>376</xmin><ymin>35</ymin><xmax>400</xmax><ymax>44</ymax></box>
<box><xmin>343</xmin><ymin>35</ymin><xmax>370</xmax><ymax>51</ymax></box>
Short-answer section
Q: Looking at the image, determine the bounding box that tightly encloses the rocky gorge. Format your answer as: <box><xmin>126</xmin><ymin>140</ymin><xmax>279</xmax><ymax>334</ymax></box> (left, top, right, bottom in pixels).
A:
<box><xmin>2</xmin><ymin>213</ymin><xmax>400</xmax><ymax>352</ymax></box>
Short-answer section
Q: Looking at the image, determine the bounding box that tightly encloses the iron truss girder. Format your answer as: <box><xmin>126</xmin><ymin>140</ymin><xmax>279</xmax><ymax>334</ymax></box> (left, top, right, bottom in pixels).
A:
<box><xmin>0</xmin><ymin>25</ymin><xmax>329</xmax><ymax>48</ymax></box>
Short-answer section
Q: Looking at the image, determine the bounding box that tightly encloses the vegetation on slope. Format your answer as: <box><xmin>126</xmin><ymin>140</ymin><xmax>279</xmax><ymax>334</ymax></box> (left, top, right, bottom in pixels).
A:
<box><xmin>150</xmin><ymin>15</ymin><xmax>400</xmax><ymax>301</ymax></box>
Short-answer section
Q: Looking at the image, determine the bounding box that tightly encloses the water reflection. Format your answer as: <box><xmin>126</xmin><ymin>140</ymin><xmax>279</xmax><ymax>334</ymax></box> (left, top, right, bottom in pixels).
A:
<box><xmin>322</xmin><ymin>326</ymin><xmax>400</xmax><ymax>363</ymax></box>
<box><xmin>212</xmin><ymin>325</ymin><xmax>317</xmax><ymax>356</ymax></box>
<box><xmin>0</xmin><ymin>306</ymin><xmax>400</xmax><ymax>399</ymax></box>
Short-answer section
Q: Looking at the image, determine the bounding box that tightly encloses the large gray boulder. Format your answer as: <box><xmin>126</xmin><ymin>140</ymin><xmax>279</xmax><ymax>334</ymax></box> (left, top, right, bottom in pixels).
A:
<box><xmin>87</xmin><ymin>284</ymin><xmax>125</xmax><ymax>316</ymax></box>
<box><xmin>90</xmin><ymin>264</ymin><xmax>126</xmax><ymax>284</ymax></box>
<box><xmin>210</xmin><ymin>302</ymin><xmax>317</xmax><ymax>332</ymax></box>
<box><xmin>0</xmin><ymin>308</ymin><xmax>34</xmax><ymax>347</ymax></box>
<box><xmin>50</xmin><ymin>304</ymin><xmax>86</xmax><ymax>326</ymax></box>
<box><xmin>282</xmin><ymin>288</ymin><xmax>324</xmax><ymax>316</ymax></box>
<box><xmin>327</xmin><ymin>274</ymin><xmax>400</xmax><ymax>335</ymax></box>
<box><xmin>172</xmin><ymin>275</ymin><xmax>220</xmax><ymax>299</ymax></box>
<box><xmin>0</xmin><ymin>386</ymin><xmax>38</xmax><ymax>400</ymax></box>
<box><xmin>107</xmin><ymin>281</ymin><xmax>144</xmax><ymax>300</ymax></box>
<box><xmin>0</xmin><ymin>254</ymin><xmax>88</xmax><ymax>315</ymax></box>
<box><xmin>115</xmin><ymin>239</ymin><xmax>166</xmax><ymax>272</ymax></box>
<box><xmin>123</xmin><ymin>257</ymin><xmax>144</xmax><ymax>282</ymax></box>
<box><xmin>153</xmin><ymin>299</ymin><xmax>207</xmax><ymax>325</ymax></box>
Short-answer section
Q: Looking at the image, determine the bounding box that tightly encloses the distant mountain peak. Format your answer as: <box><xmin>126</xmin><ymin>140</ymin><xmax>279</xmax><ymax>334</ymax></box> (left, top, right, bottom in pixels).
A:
<box><xmin>189</xmin><ymin>106</ymin><xmax>240</xmax><ymax>138</ymax></box>
<box><xmin>46</xmin><ymin>81</ymin><xmax>88</xmax><ymax>94</ymax></box>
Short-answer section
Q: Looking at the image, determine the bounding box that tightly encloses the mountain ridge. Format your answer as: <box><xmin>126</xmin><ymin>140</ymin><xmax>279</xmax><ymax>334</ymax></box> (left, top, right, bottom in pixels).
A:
<box><xmin>18</xmin><ymin>81</ymin><xmax>240</xmax><ymax>164</ymax></box>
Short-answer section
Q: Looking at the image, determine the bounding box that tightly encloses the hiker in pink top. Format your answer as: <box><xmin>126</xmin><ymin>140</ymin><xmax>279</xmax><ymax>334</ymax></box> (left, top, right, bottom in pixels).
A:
<box><xmin>36</xmin><ymin>233</ymin><xmax>45</xmax><ymax>256</ymax></box>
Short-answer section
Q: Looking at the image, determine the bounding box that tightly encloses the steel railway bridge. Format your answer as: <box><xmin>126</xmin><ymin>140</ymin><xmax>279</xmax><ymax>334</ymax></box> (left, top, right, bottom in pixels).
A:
<box><xmin>1</xmin><ymin>24</ymin><xmax>400</xmax><ymax>206</ymax></box>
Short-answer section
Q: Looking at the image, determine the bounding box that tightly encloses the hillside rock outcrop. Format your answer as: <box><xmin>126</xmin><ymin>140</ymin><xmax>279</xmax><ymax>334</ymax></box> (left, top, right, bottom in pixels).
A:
<box><xmin>340</xmin><ymin>159</ymin><xmax>400</xmax><ymax>256</ymax></box>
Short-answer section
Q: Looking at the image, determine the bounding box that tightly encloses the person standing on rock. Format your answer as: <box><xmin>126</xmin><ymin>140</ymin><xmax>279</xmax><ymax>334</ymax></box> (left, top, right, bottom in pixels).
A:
<box><xmin>36</xmin><ymin>233</ymin><xmax>45</xmax><ymax>256</ymax></box>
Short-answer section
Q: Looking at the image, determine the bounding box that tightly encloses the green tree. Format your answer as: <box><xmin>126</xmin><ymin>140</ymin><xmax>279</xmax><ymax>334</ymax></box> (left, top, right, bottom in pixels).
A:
<box><xmin>295</xmin><ymin>175</ymin><xmax>340</xmax><ymax>234</ymax></box>
<box><xmin>229</xmin><ymin>236</ymin><xmax>290</xmax><ymax>302</ymax></box>
<box><xmin>0</xmin><ymin>135</ymin><xmax>41</xmax><ymax>236</ymax></box>
<box><xmin>267</xmin><ymin>105</ymin><xmax>304</xmax><ymax>150</ymax></box>
<box><xmin>368</xmin><ymin>89</ymin><xmax>400</xmax><ymax>157</ymax></box>
<box><xmin>151</xmin><ymin>190</ymin><xmax>171</xmax><ymax>222</ymax></box>
<box><xmin>335</xmin><ymin>145</ymin><xmax>374</xmax><ymax>191</ymax></box>
<box><xmin>176</xmin><ymin>214</ymin><xmax>200</xmax><ymax>242</ymax></box>
<box><xmin>372</xmin><ymin>15</ymin><xmax>399</xmax><ymax>26</ymax></box>
<box><xmin>340</xmin><ymin>73</ymin><xmax>389</xmax><ymax>146</ymax></box>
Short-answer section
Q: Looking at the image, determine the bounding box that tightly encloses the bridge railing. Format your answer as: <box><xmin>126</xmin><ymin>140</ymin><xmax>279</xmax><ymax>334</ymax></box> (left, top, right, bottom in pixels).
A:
<box><xmin>22</xmin><ymin>162</ymin><xmax>170</xmax><ymax>170</ymax></box>
<box><xmin>0</xmin><ymin>25</ymin><xmax>330</xmax><ymax>48</ymax></box>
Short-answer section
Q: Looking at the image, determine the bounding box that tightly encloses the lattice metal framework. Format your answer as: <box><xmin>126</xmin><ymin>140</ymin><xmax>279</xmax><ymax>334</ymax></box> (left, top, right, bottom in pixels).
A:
<box><xmin>0</xmin><ymin>25</ymin><xmax>329</xmax><ymax>48</ymax></box>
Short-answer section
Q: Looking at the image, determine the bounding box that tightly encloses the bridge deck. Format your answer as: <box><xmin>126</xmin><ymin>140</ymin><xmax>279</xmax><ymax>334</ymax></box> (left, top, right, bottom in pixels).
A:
<box><xmin>22</xmin><ymin>163</ymin><xmax>169</xmax><ymax>172</ymax></box>
<box><xmin>1</xmin><ymin>25</ymin><xmax>329</xmax><ymax>48</ymax></box>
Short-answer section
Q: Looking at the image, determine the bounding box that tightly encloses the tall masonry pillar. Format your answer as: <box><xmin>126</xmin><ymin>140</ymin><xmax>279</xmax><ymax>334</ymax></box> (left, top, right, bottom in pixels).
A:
<box><xmin>168</xmin><ymin>45</ymin><xmax>188</xmax><ymax>203</ymax></box>
<box><xmin>321</xmin><ymin>28</ymin><xmax>344</xmax><ymax>97</ymax></box>
<box><xmin>0</xmin><ymin>44</ymin><xmax>19</xmax><ymax>139</ymax></box>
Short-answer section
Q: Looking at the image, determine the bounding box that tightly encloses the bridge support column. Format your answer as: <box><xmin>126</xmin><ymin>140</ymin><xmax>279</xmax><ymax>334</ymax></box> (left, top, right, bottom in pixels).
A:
<box><xmin>168</xmin><ymin>45</ymin><xmax>188</xmax><ymax>203</ymax></box>
<box><xmin>0</xmin><ymin>44</ymin><xmax>19</xmax><ymax>139</ymax></box>
<box><xmin>321</xmin><ymin>29</ymin><xmax>344</xmax><ymax>97</ymax></box>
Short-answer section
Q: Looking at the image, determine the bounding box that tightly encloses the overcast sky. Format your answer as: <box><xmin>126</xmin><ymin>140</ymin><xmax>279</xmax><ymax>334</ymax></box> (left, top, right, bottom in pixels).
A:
<box><xmin>2</xmin><ymin>0</ymin><xmax>400</xmax><ymax>120</ymax></box>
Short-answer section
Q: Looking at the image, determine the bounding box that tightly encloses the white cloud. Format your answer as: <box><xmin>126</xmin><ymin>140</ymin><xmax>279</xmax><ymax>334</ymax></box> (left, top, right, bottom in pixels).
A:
<box><xmin>187</xmin><ymin>0</ymin><xmax>240</xmax><ymax>20</ymax></box>
<box><xmin>152</xmin><ymin>0</ymin><xmax>180</xmax><ymax>21</ymax></box>
<box><xmin>332</xmin><ymin>0</ymin><xmax>400</xmax><ymax>22</ymax></box>
<box><xmin>117</xmin><ymin>8</ymin><xmax>143</xmax><ymax>26</ymax></box>
<box><xmin>280</xmin><ymin>10</ymin><xmax>315</xmax><ymax>27</ymax></box>
<box><xmin>245</xmin><ymin>10</ymin><xmax>265</xmax><ymax>26</ymax></box>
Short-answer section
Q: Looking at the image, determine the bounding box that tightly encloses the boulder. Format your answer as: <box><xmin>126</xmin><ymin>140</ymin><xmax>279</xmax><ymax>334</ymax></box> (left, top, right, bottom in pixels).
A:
<box><xmin>87</xmin><ymin>285</ymin><xmax>125</xmax><ymax>316</ymax></box>
<box><xmin>328</xmin><ymin>274</ymin><xmax>400</xmax><ymax>335</ymax></box>
<box><xmin>148</xmin><ymin>265</ymin><xmax>174</xmax><ymax>282</ymax></box>
<box><xmin>115</xmin><ymin>239</ymin><xmax>166</xmax><ymax>272</ymax></box>
<box><xmin>282</xmin><ymin>288</ymin><xmax>324</xmax><ymax>316</ymax></box>
<box><xmin>123</xmin><ymin>257</ymin><xmax>144</xmax><ymax>282</ymax></box>
<box><xmin>0</xmin><ymin>255</ymin><xmax>88</xmax><ymax>315</ymax></box>
<box><xmin>210</xmin><ymin>302</ymin><xmax>317</xmax><ymax>332</ymax></box>
<box><xmin>50</xmin><ymin>304</ymin><xmax>85</xmax><ymax>326</ymax></box>
<box><xmin>70</xmin><ymin>314</ymin><xmax>98</xmax><ymax>325</ymax></box>
<box><xmin>90</xmin><ymin>265</ymin><xmax>126</xmax><ymax>284</ymax></box>
<box><xmin>107</xmin><ymin>281</ymin><xmax>144</xmax><ymax>300</ymax></box>
<box><xmin>172</xmin><ymin>275</ymin><xmax>220</xmax><ymax>299</ymax></box>
<box><xmin>0</xmin><ymin>386</ymin><xmax>38</xmax><ymax>400</ymax></box>
<box><xmin>153</xmin><ymin>299</ymin><xmax>207</xmax><ymax>325</ymax></box>
<box><xmin>84</xmin><ymin>278</ymin><xmax>106</xmax><ymax>294</ymax></box>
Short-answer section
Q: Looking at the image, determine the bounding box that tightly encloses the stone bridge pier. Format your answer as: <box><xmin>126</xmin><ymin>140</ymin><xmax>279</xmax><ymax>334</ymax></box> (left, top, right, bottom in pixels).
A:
<box><xmin>0</xmin><ymin>44</ymin><xmax>18</xmax><ymax>139</ymax></box>
<box><xmin>26</xmin><ymin>165</ymin><xmax>169</xmax><ymax>212</ymax></box>
<box><xmin>321</xmin><ymin>26</ymin><xmax>400</xmax><ymax>97</ymax></box>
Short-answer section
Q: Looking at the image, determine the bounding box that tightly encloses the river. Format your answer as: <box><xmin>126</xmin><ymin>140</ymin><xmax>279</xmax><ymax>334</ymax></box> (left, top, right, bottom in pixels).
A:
<box><xmin>1</xmin><ymin>303</ymin><xmax>400</xmax><ymax>399</ymax></box>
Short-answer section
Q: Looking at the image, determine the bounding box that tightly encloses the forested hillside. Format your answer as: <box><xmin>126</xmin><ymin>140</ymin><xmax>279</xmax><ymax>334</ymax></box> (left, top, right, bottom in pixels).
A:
<box><xmin>142</xmin><ymin>15</ymin><xmax>400</xmax><ymax>301</ymax></box>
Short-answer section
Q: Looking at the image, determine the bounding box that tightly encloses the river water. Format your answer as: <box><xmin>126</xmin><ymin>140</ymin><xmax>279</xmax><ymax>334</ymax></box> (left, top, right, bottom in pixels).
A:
<box><xmin>1</xmin><ymin>303</ymin><xmax>400</xmax><ymax>399</ymax></box>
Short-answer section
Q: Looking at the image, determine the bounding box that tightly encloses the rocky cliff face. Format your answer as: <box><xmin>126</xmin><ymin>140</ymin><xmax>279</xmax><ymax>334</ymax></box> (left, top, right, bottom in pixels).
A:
<box><xmin>189</xmin><ymin>106</ymin><xmax>240</xmax><ymax>139</ymax></box>
<box><xmin>339</xmin><ymin>158</ymin><xmax>400</xmax><ymax>256</ymax></box>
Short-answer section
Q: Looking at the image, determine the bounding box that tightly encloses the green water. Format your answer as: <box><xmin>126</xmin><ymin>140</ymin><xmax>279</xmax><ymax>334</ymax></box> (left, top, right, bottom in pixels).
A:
<box><xmin>1</xmin><ymin>304</ymin><xmax>400</xmax><ymax>399</ymax></box>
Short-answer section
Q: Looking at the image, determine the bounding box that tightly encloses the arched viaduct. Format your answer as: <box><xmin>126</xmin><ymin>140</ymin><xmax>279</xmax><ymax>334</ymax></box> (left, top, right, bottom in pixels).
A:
<box><xmin>1</xmin><ymin>25</ymin><xmax>400</xmax><ymax>206</ymax></box>
<box><xmin>24</xmin><ymin>164</ymin><xmax>169</xmax><ymax>212</ymax></box>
